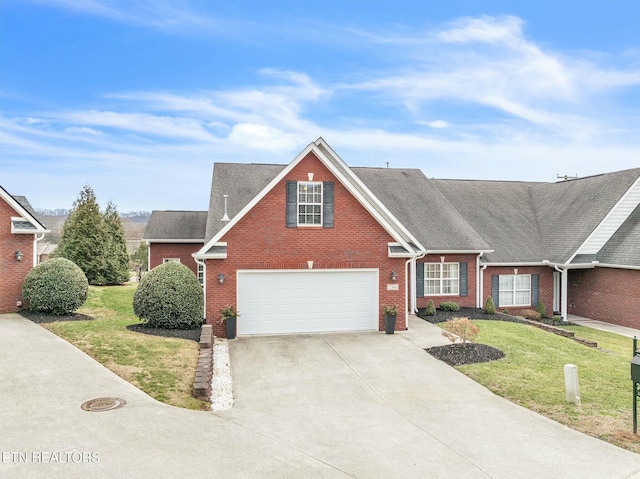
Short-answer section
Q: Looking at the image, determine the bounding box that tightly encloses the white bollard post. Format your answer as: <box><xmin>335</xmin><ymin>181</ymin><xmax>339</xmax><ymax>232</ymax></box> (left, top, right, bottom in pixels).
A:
<box><xmin>564</xmin><ymin>364</ymin><xmax>581</xmax><ymax>405</ymax></box>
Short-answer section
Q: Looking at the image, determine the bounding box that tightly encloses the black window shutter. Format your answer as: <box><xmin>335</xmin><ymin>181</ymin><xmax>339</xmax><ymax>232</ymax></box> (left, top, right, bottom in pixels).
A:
<box><xmin>491</xmin><ymin>275</ymin><xmax>500</xmax><ymax>307</ymax></box>
<box><xmin>531</xmin><ymin>274</ymin><xmax>540</xmax><ymax>307</ymax></box>
<box><xmin>416</xmin><ymin>262</ymin><xmax>424</xmax><ymax>297</ymax></box>
<box><xmin>286</xmin><ymin>181</ymin><xmax>297</xmax><ymax>228</ymax></box>
<box><xmin>323</xmin><ymin>181</ymin><xmax>334</xmax><ymax>228</ymax></box>
<box><xmin>459</xmin><ymin>262</ymin><xmax>468</xmax><ymax>297</ymax></box>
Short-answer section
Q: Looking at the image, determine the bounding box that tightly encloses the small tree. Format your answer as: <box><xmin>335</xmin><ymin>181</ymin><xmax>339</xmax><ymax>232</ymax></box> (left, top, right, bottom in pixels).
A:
<box><xmin>102</xmin><ymin>202</ymin><xmax>130</xmax><ymax>285</ymax></box>
<box><xmin>484</xmin><ymin>296</ymin><xmax>496</xmax><ymax>314</ymax></box>
<box><xmin>133</xmin><ymin>262</ymin><xmax>203</xmax><ymax>329</ymax></box>
<box><xmin>22</xmin><ymin>258</ymin><xmax>88</xmax><ymax>315</ymax></box>
<box><xmin>425</xmin><ymin>299</ymin><xmax>436</xmax><ymax>316</ymax></box>
<box><xmin>536</xmin><ymin>300</ymin><xmax>547</xmax><ymax>319</ymax></box>
<box><xmin>441</xmin><ymin>317</ymin><xmax>479</xmax><ymax>346</ymax></box>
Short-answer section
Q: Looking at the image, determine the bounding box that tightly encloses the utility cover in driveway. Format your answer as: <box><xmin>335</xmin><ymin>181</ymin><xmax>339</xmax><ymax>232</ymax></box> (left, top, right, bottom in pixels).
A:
<box><xmin>237</xmin><ymin>269</ymin><xmax>378</xmax><ymax>335</ymax></box>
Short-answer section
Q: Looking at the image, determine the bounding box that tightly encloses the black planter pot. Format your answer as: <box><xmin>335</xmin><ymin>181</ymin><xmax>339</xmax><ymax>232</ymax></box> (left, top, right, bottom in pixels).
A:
<box><xmin>384</xmin><ymin>314</ymin><xmax>396</xmax><ymax>334</ymax></box>
<box><xmin>225</xmin><ymin>317</ymin><xmax>237</xmax><ymax>339</ymax></box>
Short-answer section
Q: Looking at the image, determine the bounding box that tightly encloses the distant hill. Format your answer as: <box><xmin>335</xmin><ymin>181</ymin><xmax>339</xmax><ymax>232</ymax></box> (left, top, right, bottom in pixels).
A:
<box><xmin>35</xmin><ymin>210</ymin><xmax>151</xmax><ymax>254</ymax></box>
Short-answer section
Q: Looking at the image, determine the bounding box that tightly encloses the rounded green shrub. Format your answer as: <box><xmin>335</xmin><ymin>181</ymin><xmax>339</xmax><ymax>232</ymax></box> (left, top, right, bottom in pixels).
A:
<box><xmin>425</xmin><ymin>299</ymin><xmax>436</xmax><ymax>316</ymax></box>
<box><xmin>439</xmin><ymin>301</ymin><xmax>460</xmax><ymax>312</ymax></box>
<box><xmin>22</xmin><ymin>257</ymin><xmax>88</xmax><ymax>315</ymax></box>
<box><xmin>483</xmin><ymin>296</ymin><xmax>496</xmax><ymax>314</ymax></box>
<box><xmin>133</xmin><ymin>262</ymin><xmax>203</xmax><ymax>329</ymax></box>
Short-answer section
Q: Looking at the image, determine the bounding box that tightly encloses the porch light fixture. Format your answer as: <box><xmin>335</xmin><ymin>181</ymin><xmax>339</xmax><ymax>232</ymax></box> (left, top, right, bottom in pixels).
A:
<box><xmin>15</xmin><ymin>250</ymin><xmax>23</xmax><ymax>261</ymax></box>
<box><xmin>218</xmin><ymin>273</ymin><xmax>225</xmax><ymax>284</ymax></box>
<box><xmin>390</xmin><ymin>271</ymin><xmax>397</xmax><ymax>282</ymax></box>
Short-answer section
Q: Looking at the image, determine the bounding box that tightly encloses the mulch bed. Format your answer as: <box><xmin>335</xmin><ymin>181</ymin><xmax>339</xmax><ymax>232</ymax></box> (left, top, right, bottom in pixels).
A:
<box><xmin>426</xmin><ymin>343</ymin><xmax>505</xmax><ymax>366</ymax></box>
<box><xmin>20</xmin><ymin>310</ymin><xmax>200</xmax><ymax>342</ymax></box>
<box><xmin>417</xmin><ymin>306</ymin><xmax>527</xmax><ymax>324</ymax></box>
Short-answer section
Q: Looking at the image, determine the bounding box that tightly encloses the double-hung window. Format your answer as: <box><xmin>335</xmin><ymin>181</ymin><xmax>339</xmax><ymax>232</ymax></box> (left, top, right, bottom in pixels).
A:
<box><xmin>297</xmin><ymin>182</ymin><xmax>322</xmax><ymax>226</ymax></box>
<box><xmin>498</xmin><ymin>274</ymin><xmax>531</xmax><ymax>306</ymax></box>
<box><xmin>425</xmin><ymin>263</ymin><xmax>459</xmax><ymax>295</ymax></box>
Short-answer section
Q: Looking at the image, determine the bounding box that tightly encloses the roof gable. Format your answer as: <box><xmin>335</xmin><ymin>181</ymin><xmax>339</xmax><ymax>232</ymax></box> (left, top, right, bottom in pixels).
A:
<box><xmin>197</xmin><ymin>138</ymin><xmax>422</xmax><ymax>258</ymax></box>
<box><xmin>0</xmin><ymin>185</ymin><xmax>49</xmax><ymax>234</ymax></box>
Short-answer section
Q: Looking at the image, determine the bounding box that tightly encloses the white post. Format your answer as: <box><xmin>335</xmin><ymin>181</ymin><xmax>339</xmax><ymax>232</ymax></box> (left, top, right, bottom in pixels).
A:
<box><xmin>564</xmin><ymin>364</ymin><xmax>581</xmax><ymax>405</ymax></box>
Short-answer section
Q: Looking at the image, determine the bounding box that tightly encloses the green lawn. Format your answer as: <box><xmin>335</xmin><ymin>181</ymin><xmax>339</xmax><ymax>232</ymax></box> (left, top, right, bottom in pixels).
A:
<box><xmin>440</xmin><ymin>320</ymin><xmax>639</xmax><ymax>453</ymax></box>
<box><xmin>41</xmin><ymin>283</ymin><xmax>209</xmax><ymax>410</ymax></box>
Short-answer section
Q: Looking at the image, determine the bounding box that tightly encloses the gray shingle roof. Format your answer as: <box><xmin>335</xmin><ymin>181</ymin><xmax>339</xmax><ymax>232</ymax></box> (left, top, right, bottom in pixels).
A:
<box><xmin>531</xmin><ymin>168</ymin><xmax>640</xmax><ymax>263</ymax></box>
<box><xmin>597</xmin><ymin>202</ymin><xmax>640</xmax><ymax>266</ymax></box>
<box><xmin>144</xmin><ymin>210</ymin><xmax>208</xmax><ymax>241</ymax></box>
<box><xmin>352</xmin><ymin>168</ymin><xmax>491</xmax><ymax>251</ymax></box>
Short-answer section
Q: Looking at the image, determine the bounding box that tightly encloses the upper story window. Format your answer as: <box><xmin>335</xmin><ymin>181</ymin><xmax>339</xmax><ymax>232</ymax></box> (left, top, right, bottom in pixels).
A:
<box><xmin>425</xmin><ymin>262</ymin><xmax>459</xmax><ymax>295</ymax></box>
<box><xmin>499</xmin><ymin>274</ymin><xmax>531</xmax><ymax>307</ymax></box>
<box><xmin>297</xmin><ymin>182</ymin><xmax>323</xmax><ymax>226</ymax></box>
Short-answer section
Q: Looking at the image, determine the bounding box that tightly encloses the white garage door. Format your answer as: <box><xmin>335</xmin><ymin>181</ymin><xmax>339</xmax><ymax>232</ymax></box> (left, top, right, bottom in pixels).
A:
<box><xmin>237</xmin><ymin>269</ymin><xmax>378</xmax><ymax>335</ymax></box>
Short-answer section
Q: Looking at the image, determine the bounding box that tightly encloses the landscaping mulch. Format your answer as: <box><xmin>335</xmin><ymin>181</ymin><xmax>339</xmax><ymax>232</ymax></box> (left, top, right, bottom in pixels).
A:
<box><xmin>418</xmin><ymin>307</ymin><xmax>529</xmax><ymax>325</ymax></box>
<box><xmin>126</xmin><ymin>324</ymin><xmax>201</xmax><ymax>342</ymax></box>
<box><xmin>20</xmin><ymin>310</ymin><xmax>94</xmax><ymax>323</ymax></box>
<box><xmin>426</xmin><ymin>343</ymin><xmax>505</xmax><ymax>366</ymax></box>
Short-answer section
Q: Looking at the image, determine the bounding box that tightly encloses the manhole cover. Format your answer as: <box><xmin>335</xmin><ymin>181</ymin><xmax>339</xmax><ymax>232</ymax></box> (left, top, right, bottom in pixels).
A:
<box><xmin>81</xmin><ymin>397</ymin><xmax>126</xmax><ymax>412</ymax></box>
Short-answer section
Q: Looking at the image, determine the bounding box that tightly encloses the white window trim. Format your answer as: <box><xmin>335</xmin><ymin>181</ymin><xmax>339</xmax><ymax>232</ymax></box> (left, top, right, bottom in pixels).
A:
<box><xmin>297</xmin><ymin>181</ymin><xmax>323</xmax><ymax>226</ymax></box>
<box><xmin>424</xmin><ymin>262</ymin><xmax>459</xmax><ymax>296</ymax></box>
<box><xmin>197</xmin><ymin>262</ymin><xmax>204</xmax><ymax>285</ymax></box>
<box><xmin>163</xmin><ymin>258</ymin><xmax>181</xmax><ymax>264</ymax></box>
<box><xmin>499</xmin><ymin>274</ymin><xmax>532</xmax><ymax>307</ymax></box>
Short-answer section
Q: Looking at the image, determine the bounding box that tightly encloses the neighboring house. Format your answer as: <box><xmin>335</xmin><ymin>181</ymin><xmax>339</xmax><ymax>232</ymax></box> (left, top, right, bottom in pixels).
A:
<box><xmin>146</xmin><ymin>138</ymin><xmax>640</xmax><ymax>337</ymax></box>
<box><xmin>144</xmin><ymin>210</ymin><xmax>208</xmax><ymax>282</ymax></box>
<box><xmin>0</xmin><ymin>185</ymin><xmax>49</xmax><ymax>314</ymax></box>
<box><xmin>37</xmin><ymin>243</ymin><xmax>57</xmax><ymax>263</ymax></box>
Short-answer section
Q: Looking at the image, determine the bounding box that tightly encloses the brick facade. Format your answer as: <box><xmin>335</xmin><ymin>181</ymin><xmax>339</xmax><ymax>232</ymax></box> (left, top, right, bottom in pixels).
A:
<box><xmin>482</xmin><ymin>266</ymin><xmax>555</xmax><ymax>317</ymax></box>
<box><xmin>206</xmin><ymin>152</ymin><xmax>406</xmax><ymax>337</ymax></box>
<box><xmin>148</xmin><ymin>243</ymin><xmax>203</xmax><ymax>275</ymax></box>
<box><xmin>569</xmin><ymin>268</ymin><xmax>640</xmax><ymax>328</ymax></box>
<box><xmin>0</xmin><ymin>198</ymin><xmax>37</xmax><ymax>314</ymax></box>
<box><xmin>417</xmin><ymin>254</ymin><xmax>479</xmax><ymax>309</ymax></box>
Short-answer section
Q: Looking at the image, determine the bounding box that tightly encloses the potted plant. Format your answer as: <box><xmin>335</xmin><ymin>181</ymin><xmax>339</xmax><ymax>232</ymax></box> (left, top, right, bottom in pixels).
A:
<box><xmin>383</xmin><ymin>305</ymin><xmax>398</xmax><ymax>334</ymax></box>
<box><xmin>220</xmin><ymin>305</ymin><xmax>239</xmax><ymax>339</ymax></box>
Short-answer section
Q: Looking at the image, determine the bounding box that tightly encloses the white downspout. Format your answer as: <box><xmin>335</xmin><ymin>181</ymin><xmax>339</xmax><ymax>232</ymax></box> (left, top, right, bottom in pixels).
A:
<box><xmin>475</xmin><ymin>252</ymin><xmax>484</xmax><ymax>308</ymax></box>
<box><xmin>33</xmin><ymin>233</ymin><xmax>46</xmax><ymax>266</ymax></box>
<box><xmin>479</xmin><ymin>262</ymin><xmax>488</xmax><ymax>308</ymax></box>
<box><xmin>554</xmin><ymin>264</ymin><xmax>568</xmax><ymax>322</ymax></box>
<box><xmin>194</xmin><ymin>257</ymin><xmax>207</xmax><ymax>323</ymax></box>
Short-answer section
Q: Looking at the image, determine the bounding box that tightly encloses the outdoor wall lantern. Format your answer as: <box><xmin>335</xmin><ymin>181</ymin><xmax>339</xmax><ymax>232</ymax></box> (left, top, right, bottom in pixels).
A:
<box><xmin>15</xmin><ymin>250</ymin><xmax>23</xmax><ymax>261</ymax></box>
<box><xmin>390</xmin><ymin>271</ymin><xmax>397</xmax><ymax>282</ymax></box>
<box><xmin>218</xmin><ymin>273</ymin><xmax>225</xmax><ymax>284</ymax></box>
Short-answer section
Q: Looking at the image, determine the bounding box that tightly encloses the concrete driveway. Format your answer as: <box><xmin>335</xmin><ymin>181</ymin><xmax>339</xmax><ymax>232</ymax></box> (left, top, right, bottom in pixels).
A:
<box><xmin>2</xmin><ymin>313</ymin><xmax>640</xmax><ymax>478</ymax></box>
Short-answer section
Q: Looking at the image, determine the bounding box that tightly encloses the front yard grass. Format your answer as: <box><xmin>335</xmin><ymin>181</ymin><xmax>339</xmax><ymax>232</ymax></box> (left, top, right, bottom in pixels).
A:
<box><xmin>440</xmin><ymin>320</ymin><xmax>639</xmax><ymax>453</ymax></box>
<box><xmin>40</xmin><ymin>283</ymin><xmax>209</xmax><ymax>410</ymax></box>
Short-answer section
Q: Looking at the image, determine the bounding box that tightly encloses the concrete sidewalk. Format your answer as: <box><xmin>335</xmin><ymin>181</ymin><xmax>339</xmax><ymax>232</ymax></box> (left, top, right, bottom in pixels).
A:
<box><xmin>2</xmin><ymin>313</ymin><xmax>640</xmax><ymax>478</ymax></box>
<box><xmin>569</xmin><ymin>313</ymin><xmax>640</xmax><ymax>339</ymax></box>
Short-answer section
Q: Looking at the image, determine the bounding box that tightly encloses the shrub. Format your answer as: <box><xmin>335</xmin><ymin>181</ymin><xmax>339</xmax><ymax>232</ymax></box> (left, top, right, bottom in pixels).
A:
<box><xmin>483</xmin><ymin>296</ymin><xmax>496</xmax><ymax>315</ymax></box>
<box><xmin>425</xmin><ymin>299</ymin><xmax>436</xmax><ymax>316</ymax></box>
<box><xmin>536</xmin><ymin>300</ymin><xmax>547</xmax><ymax>319</ymax></box>
<box><xmin>441</xmin><ymin>317</ymin><xmax>479</xmax><ymax>346</ymax></box>
<box><xmin>521</xmin><ymin>309</ymin><xmax>541</xmax><ymax>321</ymax></box>
<box><xmin>22</xmin><ymin>257</ymin><xmax>88</xmax><ymax>315</ymax></box>
<box><xmin>439</xmin><ymin>301</ymin><xmax>460</xmax><ymax>312</ymax></box>
<box><xmin>502</xmin><ymin>309</ymin><xmax>510</xmax><ymax>315</ymax></box>
<box><xmin>133</xmin><ymin>262</ymin><xmax>203</xmax><ymax>329</ymax></box>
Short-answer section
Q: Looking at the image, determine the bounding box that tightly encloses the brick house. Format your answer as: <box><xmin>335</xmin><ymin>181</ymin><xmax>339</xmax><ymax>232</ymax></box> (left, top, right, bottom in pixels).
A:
<box><xmin>144</xmin><ymin>138</ymin><xmax>640</xmax><ymax>336</ymax></box>
<box><xmin>0</xmin><ymin>185</ymin><xmax>49</xmax><ymax>314</ymax></box>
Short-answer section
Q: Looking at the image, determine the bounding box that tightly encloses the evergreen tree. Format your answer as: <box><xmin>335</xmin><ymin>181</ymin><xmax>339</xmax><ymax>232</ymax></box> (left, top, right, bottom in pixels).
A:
<box><xmin>103</xmin><ymin>202</ymin><xmax>131</xmax><ymax>284</ymax></box>
<box><xmin>52</xmin><ymin>185</ymin><xmax>130</xmax><ymax>286</ymax></box>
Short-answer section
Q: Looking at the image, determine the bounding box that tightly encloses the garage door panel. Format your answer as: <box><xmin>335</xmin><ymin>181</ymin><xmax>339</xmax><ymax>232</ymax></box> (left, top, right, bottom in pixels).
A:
<box><xmin>237</xmin><ymin>270</ymin><xmax>378</xmax><ymax>335</ymax></box>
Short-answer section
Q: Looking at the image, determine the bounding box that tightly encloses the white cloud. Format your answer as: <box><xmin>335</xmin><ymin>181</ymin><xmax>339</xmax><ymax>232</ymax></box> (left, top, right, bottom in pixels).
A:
<box><xmin>65</xmin><ymin>126</ymin><xmax>103</xmax><ymax>136</ymax></box>
<box><xmin>423</xmin><ymin>120</ymin><xmax>449</xmax><ymax>129</ymax></box>
<box><xmin>228</xmin><ymin>123</ymin><xmax>299</xmax><ymax>152</ymax></box>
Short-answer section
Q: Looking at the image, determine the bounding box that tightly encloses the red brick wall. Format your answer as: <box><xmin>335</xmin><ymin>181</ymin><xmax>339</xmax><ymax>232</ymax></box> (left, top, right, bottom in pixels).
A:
<box><xmin>148</xmin><ymin>243</ymin><xmax>203</xmax><ymax>275</ymax></box>
<box><xmin>206</xmin><ymin>152</ymin><xmax>406</xmax><ymax>336</ymax></box>
<box><xmin>0</xmin><ymin>198</ymin><xmax>35</xmax><ymax>314</ymax></box>
<box><xmin>417</xmin><ymin>254</ymin><xmax>479</xmax><ymax>309</ymax></box>
<box><xmin>568</xmin><ymin>268</ymin><xmax>640</xmax><ymax>327</ymax></box>
<box><xmin>483</xmin><ymin>266</ymin><xmax>555</xmax><ymax>317</ymax></box>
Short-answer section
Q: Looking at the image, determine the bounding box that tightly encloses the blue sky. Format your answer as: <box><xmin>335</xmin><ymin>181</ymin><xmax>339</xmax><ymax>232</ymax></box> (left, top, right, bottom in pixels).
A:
<box><xmin>1</xmin><ymin>1</ymin><xmax>639</xmax><ymax>212</ymax></box>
